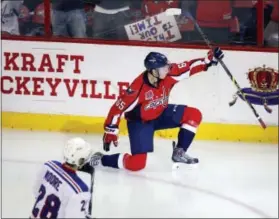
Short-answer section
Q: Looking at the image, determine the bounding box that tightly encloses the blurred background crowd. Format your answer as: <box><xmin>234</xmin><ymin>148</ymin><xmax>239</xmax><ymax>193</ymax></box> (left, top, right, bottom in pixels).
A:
<box><xmin>1</xmin><ymin>0</ymin><xmax>278</xmax><ymax>47</ymax></box>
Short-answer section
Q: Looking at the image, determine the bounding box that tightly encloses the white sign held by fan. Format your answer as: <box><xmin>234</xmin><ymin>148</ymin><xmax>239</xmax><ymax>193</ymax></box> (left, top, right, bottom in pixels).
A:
<box><xmin>124</xmin><ymin>12</ymin><xmax>182</xmax><ymax>42</ymax></box>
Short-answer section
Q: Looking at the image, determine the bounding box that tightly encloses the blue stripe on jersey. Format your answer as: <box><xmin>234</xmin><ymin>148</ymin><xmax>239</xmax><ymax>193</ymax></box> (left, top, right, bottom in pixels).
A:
<box><xmin>52</xmin><ymin>160</ymin><xmax>89</xmax><ymax>193</ymax></box>
<box><xmin>44</xmin><ymin>162</ymin><xmax>79</xmax><ymax>194</ymax></box>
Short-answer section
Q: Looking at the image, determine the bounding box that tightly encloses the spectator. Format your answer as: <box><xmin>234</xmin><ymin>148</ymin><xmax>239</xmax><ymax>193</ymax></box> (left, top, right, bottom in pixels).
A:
<box><xmin>230</xmin><ymin>1</ymin><xmax>256</xmax><ymax>44</ymax></box>
<box><xmin>18</xmin><ymin>0</ymin><xmax>45</xmax><ymax>36</ymax></box>
<box><xmin>240</xmin><ymin>0</ymin><xmax>274</xmax><ymax>45</ymax></box>
<box><xmin>177</xmin><ymin>0</ymin><xmax>196</xmax><ymax>42</ymax></box>
<box><xmin>91</xmin><ymin>0</ymin><xmax>142</xmax><ymax>40</ymax></box>
<box><xmin>142</xmin><ymin>0</ymin><xmax>195</xmax><ymax>43</ymax></box>
<box><xmin>264</xmin><ymin>0</ymin><xmax>279</xmax><ymax>47</ymax></box>
<box><xmin>233</xmin><ymin>0</ymin><xmax>256</xmax><ymax>26</ymax></box>
<box><xmin>142</xmin><ymin>0</ymin><xmax>178</xmax><ymax>16</ymax></box>
<box><xmin>194</xmin><ymin>0</ymin><xmax>240</xmax><ymax>44</ymax></box>
<box><xmin>83</xmin><ymin>1</ymin><xmax>96</xmax><ymax>38</ymax></box>
<box><xmin>1</xmin><ymin>0</ymin><xmax>23</xmax><ymax>35</ymax></box>
<box><xmin>51</xmin><ymin>0</ymin><xmax>87</xmax><ymax>37</ymax></box>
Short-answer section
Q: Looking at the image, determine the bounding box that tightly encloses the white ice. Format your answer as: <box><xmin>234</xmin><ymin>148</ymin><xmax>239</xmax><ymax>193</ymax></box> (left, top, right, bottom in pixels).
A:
<box><xmin>1</xmin><ymin>129</ymin><xmax>278</xmax><ymax>218</ymax></box>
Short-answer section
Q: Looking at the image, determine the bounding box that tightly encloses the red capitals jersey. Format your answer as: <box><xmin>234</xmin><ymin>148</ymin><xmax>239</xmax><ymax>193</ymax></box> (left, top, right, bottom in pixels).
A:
<box><xmin>142</xmin><ymin>0</ymin><xmax>179</xmax><ymax>17</ymax></box>
<box><xmin>104</xmin><ymin>58</ymin><xmax>209</xmax><ymax>127</ymax></box>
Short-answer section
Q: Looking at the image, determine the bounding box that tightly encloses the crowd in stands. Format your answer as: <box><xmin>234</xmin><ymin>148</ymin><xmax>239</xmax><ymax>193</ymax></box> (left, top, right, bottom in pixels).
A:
<box><xmin>1</xmin><ymin>0</ymin><xmax>278</xmax><ymax>47</ymax></box>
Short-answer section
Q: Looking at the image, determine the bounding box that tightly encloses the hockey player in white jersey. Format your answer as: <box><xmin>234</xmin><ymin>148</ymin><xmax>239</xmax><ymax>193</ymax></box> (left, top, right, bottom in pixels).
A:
<box><xmin>30</xmin><ymin>137</ymin><xmax>94</xmax><ymax>219</ymax></box>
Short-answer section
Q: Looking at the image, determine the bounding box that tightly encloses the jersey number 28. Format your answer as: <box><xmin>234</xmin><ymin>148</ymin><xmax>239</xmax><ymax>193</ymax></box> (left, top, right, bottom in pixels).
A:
<box><xmin>32</xmin><ymin>184</ymin><xmax>61</xmax><ymax>218</ymax></box>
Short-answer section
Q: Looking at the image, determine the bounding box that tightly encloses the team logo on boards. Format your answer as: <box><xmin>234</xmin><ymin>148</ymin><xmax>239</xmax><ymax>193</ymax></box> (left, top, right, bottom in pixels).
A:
<box><xmin>229</xmin><ymin>65</ymin><xmax>279</xmax><ymax>113</ymax></box>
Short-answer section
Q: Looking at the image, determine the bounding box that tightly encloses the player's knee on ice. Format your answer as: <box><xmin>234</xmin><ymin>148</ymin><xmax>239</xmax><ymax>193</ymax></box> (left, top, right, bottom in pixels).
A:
<box><xmin>123</xmin><ymin>153</ymin><xmax>147</xmax><ymax>171</ymax></box>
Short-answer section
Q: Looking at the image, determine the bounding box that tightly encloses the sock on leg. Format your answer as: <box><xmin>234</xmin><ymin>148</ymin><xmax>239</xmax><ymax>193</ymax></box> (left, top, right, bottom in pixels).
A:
<box><xmin>177</xmin><ymin>127</ymin><xmax>196</xmax><ymax>151</ymax></box>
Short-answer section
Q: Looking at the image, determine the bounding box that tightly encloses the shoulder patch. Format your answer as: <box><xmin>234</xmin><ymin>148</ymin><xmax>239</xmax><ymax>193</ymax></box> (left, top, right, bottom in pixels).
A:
<box><xmin>126</xmin><ymin>87</ymin><xmax>135</xmax><ymax>95</ymax></box>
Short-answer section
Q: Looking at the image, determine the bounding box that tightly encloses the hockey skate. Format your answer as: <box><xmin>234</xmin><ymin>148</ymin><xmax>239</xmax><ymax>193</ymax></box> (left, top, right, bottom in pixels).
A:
<box><xmin>171</xmin><ymin>141</ymin><xmax>199</xmax><ymax>164</ymax></box>
<box><xmin>89</xmin><ymin>152</ymin><xmax>103</xmax><ymax>167</ymax></box>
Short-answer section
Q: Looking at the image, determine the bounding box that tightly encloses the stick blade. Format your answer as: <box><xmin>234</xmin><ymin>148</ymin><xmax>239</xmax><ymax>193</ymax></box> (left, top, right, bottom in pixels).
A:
<box><xmin>165</xmin><ymin>8</ymin><xmax>181</xmax><ymax>16</ymax></box>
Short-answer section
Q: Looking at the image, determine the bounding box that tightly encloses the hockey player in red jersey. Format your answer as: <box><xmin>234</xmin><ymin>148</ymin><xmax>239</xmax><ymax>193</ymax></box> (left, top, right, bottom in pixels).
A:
<box><xmin>90</xmin><ymin>48</ymin><xmax>224</xmax><ymax>171</ymax></box>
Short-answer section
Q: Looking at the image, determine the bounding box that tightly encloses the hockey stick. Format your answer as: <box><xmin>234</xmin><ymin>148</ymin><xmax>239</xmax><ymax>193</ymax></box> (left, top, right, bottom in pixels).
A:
<box><xmin>80</xmin><ymin>163</ymin><xmax>95</xmax><ymax>218</ymax></box>
<box><xmin>88</xmin><ymin>166</ymin><xmax>95</xmax><ymax>215</ymax></box>
<box><xmin>165</xmin><ymin>8</ymin><xmax>267</xmax><ymax>129</ymax></box>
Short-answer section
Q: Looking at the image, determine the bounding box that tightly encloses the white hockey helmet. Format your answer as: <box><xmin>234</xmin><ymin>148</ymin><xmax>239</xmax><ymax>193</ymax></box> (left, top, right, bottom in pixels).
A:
<box><xmin>63</xmin><ymin>137</ymin><xmax>93</xmax><ymax>168</ymax></box>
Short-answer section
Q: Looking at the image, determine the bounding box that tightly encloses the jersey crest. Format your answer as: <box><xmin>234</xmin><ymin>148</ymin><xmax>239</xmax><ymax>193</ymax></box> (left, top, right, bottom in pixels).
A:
<box><xmin>144</xmin><ymin>86</ymin><xmax>168</xmax><ymax>110</ymax></box>
<box><xmin>145</xmin><ymin>90</ymin><xmax>154</xmax><ymax>100</ymax></box>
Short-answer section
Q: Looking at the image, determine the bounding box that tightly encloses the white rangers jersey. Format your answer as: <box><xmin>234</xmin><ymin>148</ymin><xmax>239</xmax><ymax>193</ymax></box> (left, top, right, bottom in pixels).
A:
<box><xmin>1</xmin><ymin>0</ymin><xmax>23</xmax><ymax>35</ymax></box>
<box><xmin>31</xmin><ymin>160</ymin><xmax>92</xmax><ymax>219</ymax></box>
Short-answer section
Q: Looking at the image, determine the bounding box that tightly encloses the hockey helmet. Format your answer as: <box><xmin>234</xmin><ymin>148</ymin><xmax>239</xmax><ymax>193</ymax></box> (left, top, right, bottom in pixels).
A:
<box><xmin>144</xmin><ymin>52</ymin><xmax>169</xmax><ymax>70</ymax></box>
<box><xmin>63</xmin><ymin>137</ymin><xmax>93</xmax><ymax>168</ymax></box>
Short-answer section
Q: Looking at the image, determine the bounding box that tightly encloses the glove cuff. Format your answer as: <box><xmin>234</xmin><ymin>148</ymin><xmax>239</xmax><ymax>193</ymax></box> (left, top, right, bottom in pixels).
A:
<box><xmin>105</xmin><ymin>126</ymin><xmax>119</xmax><ymax>135</ymax></box>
